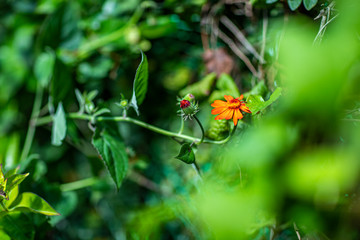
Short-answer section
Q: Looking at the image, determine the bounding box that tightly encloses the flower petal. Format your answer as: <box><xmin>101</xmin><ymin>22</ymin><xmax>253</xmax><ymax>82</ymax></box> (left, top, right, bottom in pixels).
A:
<box><xmin>215</xmin><ymin>109</ymin><xmax>233</xmax><ymax>120</ymax></box>
<box><xmin>211</xmin><ymin>100</ymin><xmax>227</xmax><ymax>107</ymax></box>
<box><xmin>211</xmin><ymin>107</ymin><xmax>228</xmax><ymax>115</ymax></box>
<box><xmin>224</xmin><ymin>95</ymin><xmax>234</xmax><ymax>102</ymax></box>
<box><xmin>237</xmin><ymin>95</ymin><xmax>244</xmax><ymax>101</ymax></box>
<box><xmin>234</xmin><ymin>108</ymin><xmax>243</xmax><ymax>122</ymax></box>
<box><xmin>240</xmin><ymin>104</ymin><xmax>252</xmax><ymax>113</ymax></box>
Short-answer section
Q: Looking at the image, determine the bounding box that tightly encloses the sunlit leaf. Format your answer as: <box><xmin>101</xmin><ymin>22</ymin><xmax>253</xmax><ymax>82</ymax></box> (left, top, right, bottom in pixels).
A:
<box><xmin>92</xmin><ymin>124</ymin><xmax>128</xmax><ymax>190</ymax></box>
<box><xmin>130</xmin><ymin>51</ymin><xmax>148</xmax><ymax>115</ymax></box>
<box><xmin>175</xmin><ymin>143</ymin><xmax>195</xmax><ymax>164</ymax></box>
<box><xmin>5</xmin><ymin>173</ymin><xmax>29</xmax><ymax>195</ymax></box>
<box><xmin>51</xmin><ymin>102</ymin><xmax>67</xmax><ymax>146</ymax></box>
<box><xmin>288</xmin><ymin>0</ymin><xmax>302</xmax><ymax>10</ymax></box>
<box><xmin>9</xmin><ymin>192</ymin><xmax>59</xmax><ymax>216</ymax></box>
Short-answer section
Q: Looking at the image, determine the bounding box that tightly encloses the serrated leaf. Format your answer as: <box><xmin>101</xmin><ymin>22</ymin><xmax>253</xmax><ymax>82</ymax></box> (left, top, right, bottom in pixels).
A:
<box><xmin>5</xmin><ymin>173</ymin><xmax>29</xmax><ymax>195</ymax></box>
<box><xmin>92</xmin><ymin>125</ymin><xmax>128</xmax><ymax>190</ymax></box>
<box><xmin>34</xmin><ymin>51</ymin><xmax>55</xmax><ymax>88</ymax></box>
<box><xmin>246</xmin><ymin>95</ymin><xmax>266</xmax><ymax>114</ymax></box>
<box><xmin>303</xmin><ymin>0</ymin><xmax>317</xmax><ymax>10</ymax></box>
<box><xmin>51</xmin><ymin>102</ymin><xmax>67</xmax><ymax>146</ymax></box>
<box><xmin>9</xmin><ymin>192</ymin><xmax>59</xmax><ymax>216</ymax></box>
<box><xmin>246</xmin><ymin>88</ymin><xmax>282</xmax><ymax>114</ymax></box>
<box><xmin>130</xmin><ymin>51</ymin><xmax>148</xmax><ymax>115</ymax></box>
<box><xmin>175</xmin><ymin>143</ymin><xmax>195</xmax><ymax>164</ymax></box>
<box><xmin>288</xmin><ymin>0</ymin><xmax>302</xmax><ymax>10</ymax></box>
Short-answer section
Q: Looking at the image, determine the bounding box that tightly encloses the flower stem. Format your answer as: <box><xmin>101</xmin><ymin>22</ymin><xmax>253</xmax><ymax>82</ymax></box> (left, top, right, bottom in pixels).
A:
<box><xmin>36</xmin><ymin>113</ymin><xmax>237</xmax><ymax>145</ymax></box>
<box><xmin>193</xmin><ymin>115</ymin><xmax>205</xmax><ymax>145</ymax></box>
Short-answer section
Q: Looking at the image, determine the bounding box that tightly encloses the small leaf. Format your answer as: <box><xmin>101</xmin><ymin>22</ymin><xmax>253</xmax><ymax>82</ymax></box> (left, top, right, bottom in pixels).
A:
<box><xmin>175</xmin><ymin>143</ymin><xmax>195</xmax><ymax>164</ymax></box>
<box><xmin>130</xmin><ymin>51</ymin><xmax>149</xmax><ymax>115</ymax></box>
<box><xmin>303</xmin><ymin>0</ymin><xmax>317</xmax><ymax>10</ymax></box>
<box><xmin>9</xmin><ymin>192</ymin><xmax>60</xmax><ymax>216</ymax></box>
<box><xmin>288</xmin><ymin>0</ymin><xmax>302</xmax><ymax>10</ymax></box>
<box><xmin>34</xmin><ymin>51</ymin><xmax>55</xmax><ymax>88</ymax></box>
<box><xmin>75</xmin><ymin>89</ymin><xmax>85</xmax><ymax>113</ymax></box>
<box><xmin>92</xmin><ymin>124</ymin><xmax>128</xmax><ymax>190</ymax></box>
<box><xmin>51</xmin><ymin>102</ymin><xmax>67</xmax><ymax>146</ymax></box>
<box><xmin>5</xmin><ymin>173</ymin><xmax>29</xmax><ymax>196</ymax></box>
<box><xmin>266</xmin><ymin>0</ymin><xmax>279</xmax><ymax>3</ymax></box>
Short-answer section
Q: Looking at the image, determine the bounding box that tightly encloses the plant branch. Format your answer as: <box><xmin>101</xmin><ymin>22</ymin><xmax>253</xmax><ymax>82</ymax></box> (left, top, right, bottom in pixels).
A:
<box><xmin>36</xmin><ymin>113</ymin><xmax>237</xmax><ymax>145</ymax></box>
<box><xmin>20</xmin><ymin>82</ymin><xmax>44</xmax><ymax>164</ymax></box>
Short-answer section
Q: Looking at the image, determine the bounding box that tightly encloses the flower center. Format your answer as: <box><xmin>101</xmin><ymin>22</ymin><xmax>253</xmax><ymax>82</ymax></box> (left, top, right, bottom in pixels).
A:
<box><xmin>228</xmin><ymin>99</ymin><xmax>241</xmax><ymax>109</ymax></box>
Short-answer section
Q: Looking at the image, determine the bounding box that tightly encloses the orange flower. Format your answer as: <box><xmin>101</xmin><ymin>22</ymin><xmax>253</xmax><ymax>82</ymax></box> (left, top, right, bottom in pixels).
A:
<box><xmin>211</xmin><ymin>95</ymin><xmax>251</xmax><ymax>126</ymax></box>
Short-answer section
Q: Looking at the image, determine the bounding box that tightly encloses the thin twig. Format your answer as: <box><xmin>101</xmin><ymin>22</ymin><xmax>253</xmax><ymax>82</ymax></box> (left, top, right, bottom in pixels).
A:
<box><xmin>314</xmin><ymin>14</ymin><xmax>339</xmax><ymax>44</ymax></box>
<box><xmin>220</xmin><ymin>15</ymin><xmax>263</xmax><ymax>63</ymax></box>
<box><xmin>218</xmin><ymin>29</ymin><xmax>259</xmax><ymax>77</ymax></box>
<box><xmin>293</xmin><ymin>222</ymin><xmax>302</xmax><ymax>240</ymax></box>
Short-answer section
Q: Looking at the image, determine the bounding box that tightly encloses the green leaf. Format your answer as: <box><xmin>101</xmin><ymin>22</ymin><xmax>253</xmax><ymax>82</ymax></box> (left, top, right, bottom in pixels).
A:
<box><xmin>51</xmin><ymin>102</ymin><xmax>67</xmax><ymax>146</ymax></box>
<box><xmin>34</xmin><ymin>51</ymin><xmax>55</xmax><ymax>88</ymax></box>
<box><xmin>303</xmin><ymin>0</ymin><xmax>317</xmax><ymax>10</ymax></box>
<box><xmin>5</xmin><ymin>173</ymin><xmax>29</xmax><ymax>195</ymax></box>
<box><xmin>288</xmin><ymin>0</ymin><xmax>302</xmax><ymax>10</ymax></box>
<box><xmin>266</xmin><ymin>0</ymin><xmax>279</xmax><ymax>3</ymax></box>
<box><xmin>246</xmin><ymin>88</ymin><xmax>282</xmax><ymax>114</ymax></box>
<box><xmin>0</xmin><ymin>230</ymin><xmax>11</xmax><ymax>240</ymax></box>
<box><xmin>92</xmin><ymin>124</ymin><xmax>128</xmax><ymax>190</ymax></box>
<box><xmin>180</xmin><ymin>72</ymin><xmax>216</xmax><ymax>98</ymax></box>
<box><xmin>8</xmin><ymin>192</ymin><xmax>60</xmax><ymax>216</ymax></box>
<box><xmin>5</xmin><ymin>185</ymin><xmax>18</xmax><ymax>208</ymax></box>
<box><xmin>246</xmin><ymin>95</ymin><xmax>266</xmax><ymax>114</ymax></box>
<box><xmin>175</xmin><ymin>143</ymin><xmax>195</xmax><ymax>164</ymax></box>
<box><xmin>130</xmin><ymin>51</ymin><xmax>149</xmax><ymax>115</ymax></box>
<box><xmin>0</xmin><ymin>212</ymin><xmax>35</xmax><ymax>240</ymax></box>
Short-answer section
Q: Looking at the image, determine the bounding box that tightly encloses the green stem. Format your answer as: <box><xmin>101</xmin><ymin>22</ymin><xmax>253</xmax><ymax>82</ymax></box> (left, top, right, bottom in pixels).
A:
<box><xmin>178</xmin><ymin>118</ymin><xmax>184</xmax><ymax>134</ymax></box>
<box><xmin>20</xmin><ymin>82</ymin><xmax>44</xmax><ymax>163</ymax></box>
<box><xmin>36</xmin><ymin>113</ymin><xmax>237</xmax><ymax>144</ymax></box>
<box><xmin>193</xmin><ymin>116</ymin><xmax>205</xmax><ymax>145</ymax></box>
<box><xmin>60</xmin><ymin>177</ymin><xmax>98</xmax><ymax>192</ymax></box>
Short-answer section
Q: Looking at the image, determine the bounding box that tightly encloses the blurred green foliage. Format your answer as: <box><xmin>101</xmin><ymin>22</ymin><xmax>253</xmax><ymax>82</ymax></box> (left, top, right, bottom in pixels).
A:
<box><xmin>0</xmin><ymin>0</ymin><xmax>360</xmax><ymax>239</ymax></box>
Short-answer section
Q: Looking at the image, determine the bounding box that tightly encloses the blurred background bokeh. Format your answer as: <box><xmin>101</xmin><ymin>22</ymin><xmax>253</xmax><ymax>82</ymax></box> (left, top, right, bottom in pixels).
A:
<box><xmin>0</xmin><ymin>0</ymin><xmax>360</xmax><ymax>239</ymax></box>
